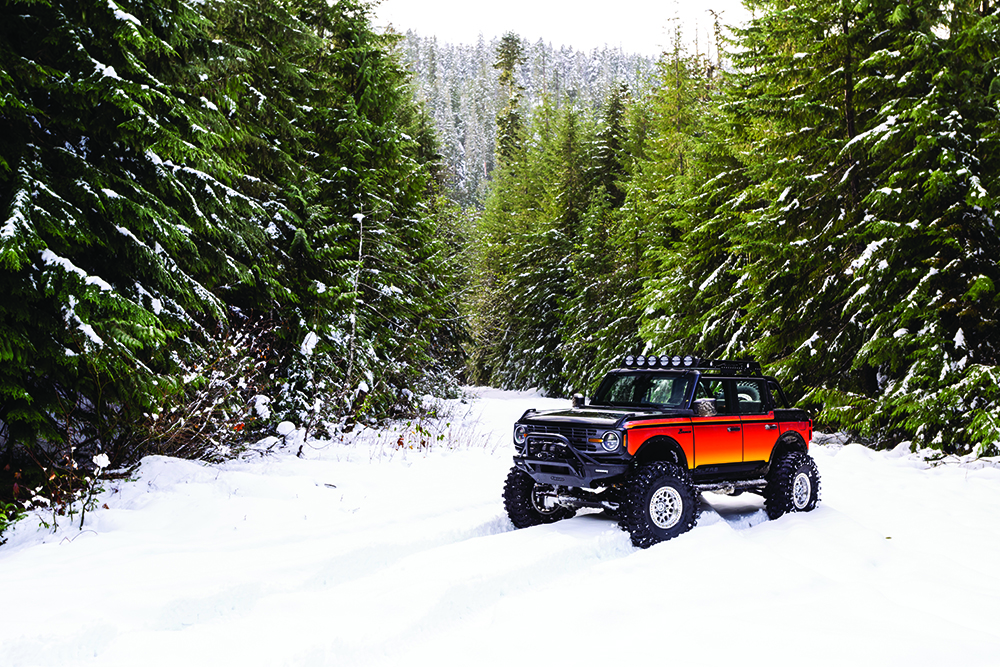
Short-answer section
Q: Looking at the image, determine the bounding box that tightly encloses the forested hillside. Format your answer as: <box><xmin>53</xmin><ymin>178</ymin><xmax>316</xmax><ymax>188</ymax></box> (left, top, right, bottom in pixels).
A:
<box><xmin>0</xmin><ymin>0</ymin><xmax>464</xmax><ymax>475</ymax></box>
<box><xmin>398</xmin><ymin>32</ymin><xmax>657</xmax><ymax>206</ymax></box>
<box><xmin>464</xmin><ymin>3</ymin><xmax>1000</xmax><ymax>455</ymax></box>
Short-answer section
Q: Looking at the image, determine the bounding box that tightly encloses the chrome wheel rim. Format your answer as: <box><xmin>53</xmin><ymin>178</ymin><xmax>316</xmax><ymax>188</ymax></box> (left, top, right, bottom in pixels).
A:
<box><xmin>649</xmin><ymin>486</ymin><xmax>683</xmax><ymax>529</ymax></box>
<box><xmin>531</xmin><ymin>485</ymin><xmax>558</xmax><ymax>515</ymax></box>
<box><xmin>792</xmin><ymin>472</ymin><xmax>811</xmax><ymax>510</ymax></box>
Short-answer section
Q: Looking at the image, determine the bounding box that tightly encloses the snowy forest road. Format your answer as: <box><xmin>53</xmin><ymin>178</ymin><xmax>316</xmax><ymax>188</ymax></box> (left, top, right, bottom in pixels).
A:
<box><xmin>1</xmin><ymin>389</ymin><xmax>999</xmax><ymax>666</ymax></box>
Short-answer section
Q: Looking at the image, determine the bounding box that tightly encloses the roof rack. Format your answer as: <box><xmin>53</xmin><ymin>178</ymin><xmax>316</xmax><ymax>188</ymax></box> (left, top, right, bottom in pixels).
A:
<box><xmin>621</xmin><ymin>354</ymin><xmax>762</xmax><ymax>376</ymax></box>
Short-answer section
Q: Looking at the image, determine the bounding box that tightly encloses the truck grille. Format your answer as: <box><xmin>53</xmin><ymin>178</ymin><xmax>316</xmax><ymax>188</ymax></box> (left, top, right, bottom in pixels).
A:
<box><xmin>527</xmin><ymin>424</ymin><xmax>603</xmax><ymax>452</ymax></box>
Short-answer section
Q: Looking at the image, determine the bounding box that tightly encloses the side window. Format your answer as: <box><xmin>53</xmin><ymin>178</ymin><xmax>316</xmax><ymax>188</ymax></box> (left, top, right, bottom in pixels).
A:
<box><xmin>768</xmin><ymin>380</ymin><xmax>788</xmax><ymax>408</ymax></box>
<box><xmin>736</xmin><ymin>379</ymin><xmax>768</xmax><ymax>415</ymax></box>
<box><xmin>697</xmin><ymin>379</ymin><xmax>733</xmax><ymax>414</ymax></box>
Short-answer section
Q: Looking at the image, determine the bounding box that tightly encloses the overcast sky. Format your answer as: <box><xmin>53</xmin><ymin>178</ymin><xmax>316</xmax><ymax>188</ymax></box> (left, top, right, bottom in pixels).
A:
<box><xmin>372</xmin><ymin>0</ymin><xmax>752</xmax><ymax>57</ymax></box>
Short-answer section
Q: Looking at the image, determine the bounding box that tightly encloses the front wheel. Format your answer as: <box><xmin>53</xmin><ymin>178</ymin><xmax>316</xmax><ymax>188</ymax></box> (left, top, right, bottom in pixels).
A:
<box><xmin>764</xmin><ymin>451</ymin><xmax>821</xmax><ymax>520</ymax></box>
<box><xmin>503</xmin><ymin>466</ymin><xmax>575</xmax><ymax>528</ymax></box>
<box><xmin>619</xmin><ymin>462</ymin><xmax>700</xmax><ymax>548</ymax></box>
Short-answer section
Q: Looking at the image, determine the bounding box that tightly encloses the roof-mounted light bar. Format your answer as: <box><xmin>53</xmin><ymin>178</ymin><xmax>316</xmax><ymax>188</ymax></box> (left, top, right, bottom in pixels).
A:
<box><xmin>621</xmin><ymin>355</ymin><xmax>762</xmax><ymax>376</ymax></box>
<box><xmin>623</xmin><ymin>354</ymin><xmax>697</xmax><ymax>369</ymax></box>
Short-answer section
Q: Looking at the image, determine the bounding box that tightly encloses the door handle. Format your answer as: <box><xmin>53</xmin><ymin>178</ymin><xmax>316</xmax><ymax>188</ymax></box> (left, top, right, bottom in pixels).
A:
<box><xmin>727</xmin><ymin>426</ymin><xmax>741</xmax><ymax>432</ymax></box>
<box><xmin>764</xmin><ymin>424</ymin><xmax>778</xmax><ymax>431</ymax></box>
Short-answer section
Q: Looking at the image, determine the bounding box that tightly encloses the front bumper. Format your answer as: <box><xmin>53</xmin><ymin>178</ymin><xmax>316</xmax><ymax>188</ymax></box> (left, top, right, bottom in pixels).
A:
<box><xmin>513</xmin><ymin>456</ymin><xmax>630</xmax><ymax>487</ymax></box>
<box><xmin>514</xmin><ymin>431</ymin><xmax>629</xmax><ymax>487</ymax></box>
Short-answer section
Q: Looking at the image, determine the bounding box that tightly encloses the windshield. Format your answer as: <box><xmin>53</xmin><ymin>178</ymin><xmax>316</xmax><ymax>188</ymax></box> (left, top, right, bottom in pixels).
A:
<box><xmin>592</xmin><ymin>372</ymin><xmax>692</xmax><ymax>408</ymax></box>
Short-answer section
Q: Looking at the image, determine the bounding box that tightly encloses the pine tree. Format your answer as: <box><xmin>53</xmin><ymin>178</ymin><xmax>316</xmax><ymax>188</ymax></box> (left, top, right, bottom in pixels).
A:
<box><xmin>637</xmin><ymin>0</ymin><xmax>1000</xmax><ymax>453</ymax></box>
<box><xmin>270</xmin><ymin>0</ymin><xmax>461</xmax><ymax>428</ymax></box>
<box><xmin>1</xmin><ymin>0</ymin><xmax>465</xmax><ymax>456</ymax></box>
<box><xmin>634</xmin><ymin>28</ymin><xmax>736</xmax><ymax>357</ymax></box>
<box><xmin>0</xmin><ymin>0</ymin><xmax>273</xmax><ymax>450</ymax></box>
<box><xmin>499</xmin><ymin>106</ymin><xmax>588</xmax><ymax>393</ymax></box>
<box><xmin>397</xmin><ymin>31</ymin><xmax>656</xmax><ymax>208</ymax></box>
<box><xmin>819</xmin><ymin>0</ymin><xmax>1000</xmax><ymax>453</ymax></box>
<box><xmin>494</xmin><ymin>32</ymin><xmax>528</xmax><ymax>167</ymax></box>
<box><xmin>561</xmin><ymin>84</ymin><xmax>641</xmax><ymax>393</ymax></box>
<box><xmin>592</xmin><ymin>83</ymin><xmax>629</xmax><ymax>208</ymax></box>
<box><xmin>721</xmin><ymin>0</ymin><xmax>885</xmax><ymax>405</ymax></box>
<box><xmin>638</xmin><ymin>0</ymin><xmax>892</xmax><ymax>406</ymax></box>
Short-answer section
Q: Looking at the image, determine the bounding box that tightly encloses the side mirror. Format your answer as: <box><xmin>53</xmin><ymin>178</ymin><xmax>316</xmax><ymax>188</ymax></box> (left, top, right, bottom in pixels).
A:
<box><xmin>693</xmin><ymin>398</ymin><xmax>718</xmax><ymax>417</ymax></box>
<box><xmin>571</xmin><ymin>394</ymin><xmax>585</xmax><ymax>409</ymax></box>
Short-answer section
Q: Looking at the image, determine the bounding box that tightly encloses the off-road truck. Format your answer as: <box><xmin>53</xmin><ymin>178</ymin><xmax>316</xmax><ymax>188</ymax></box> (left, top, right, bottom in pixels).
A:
<box><xmin>502</xmin><ymin>355</ymin><xmax>820</xmax><ymax>547</ymax></box>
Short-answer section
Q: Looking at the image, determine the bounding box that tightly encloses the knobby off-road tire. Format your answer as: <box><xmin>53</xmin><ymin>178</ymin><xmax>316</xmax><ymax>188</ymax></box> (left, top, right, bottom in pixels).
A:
<box><xmin>619</xmin><ymin>462</ymin><xmax>701</xmax><ymax>548</ymax></box>
<box><xmin>503</xmin><ymin>466</ymin><xmax>575</xmax><ymax>528</ymax></box>
<box><xmin>763</xmin><ymin>451</ymin><xmax>821</xmax><ymax>520</ymax></box>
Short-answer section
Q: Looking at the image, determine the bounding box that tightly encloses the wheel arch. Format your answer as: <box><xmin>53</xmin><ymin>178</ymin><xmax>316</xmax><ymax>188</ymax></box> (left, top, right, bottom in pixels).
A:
<box><xmin>768</xmin><ymin>432</ymin><xmax>808</xmax><ymax>469</ymax></box>
<box><xmin>632</xmin><ymin>436</ymin><xmax>689</xmax><ymax>470</ymax></box>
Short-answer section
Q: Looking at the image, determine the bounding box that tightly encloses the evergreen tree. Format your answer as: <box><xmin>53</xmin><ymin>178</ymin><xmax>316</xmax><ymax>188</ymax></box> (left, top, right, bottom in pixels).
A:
<box><xmin>561</xmin><ymin>84</ymin><xmax>641</xmax><ymax>393</ymax></box>
<box><xmin>494</xmin><ymin>32</ymin><xmax>528</xmax><ymax>167</ymax></box>
<box><xmin>723</xmin><ymin>0</ymin><xmax>884</xmax><ymax>403</ymax></box>
<box><xmin>467</xmin><ymin>33</ymin><xmax>530</xmax><ymax>384</ymax></box>
<box><xmin>0</xmin><ymin>0</ymin><xmax>273</xmax><ymax>450</ymax></box>
<box><xmin>493</xmin><ymin>106</ymin><xmax>588</xmax><ymax>393</ymax></box>
<box><xmin>399</xmin><ymin>31</ymin><xmax>655</xmax><ymax>207</ymax></box>
<box><xmin>639</xmin><ymin>0</ymin><xmax>890</xmax><ymax>403</ymax></box>
<box><xmin>592</xmin><ymin>83</ymin><xmax>629</xmax><ymax>208</ymax></box>
<box><xmin>270</xmin><ymin>0</ymin><xmax>463</xmax><ymax>428</ymax></box>
<box><xmin>819</xmin><ymin>0</ymin><xmax>1000</xmax><ymax>452</ymax></box>
<box><xmin>1</xmin><ymin>0</ymin><xmax>465</xmax><ymax>458</ymax></box>
<box><xmin>635</xmin><ymin>29</ymin><xmax>735</xmax><ymax>357</ymax></box>
<box><xmin>638</xmin><ymin>0</ymin><xmax>1000</xmax><ymax>453</ymax></box>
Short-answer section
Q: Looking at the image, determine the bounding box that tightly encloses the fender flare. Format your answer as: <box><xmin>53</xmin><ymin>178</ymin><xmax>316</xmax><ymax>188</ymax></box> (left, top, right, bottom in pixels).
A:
<box><xmin>632</xmin><ymin>436</ymin><xmax>689</xmax><ymax>470</ymax></box>
<box><xmin>768</xmin><ymin>432</ymin><xmax>808</xmax><ymax>469</ymax></box>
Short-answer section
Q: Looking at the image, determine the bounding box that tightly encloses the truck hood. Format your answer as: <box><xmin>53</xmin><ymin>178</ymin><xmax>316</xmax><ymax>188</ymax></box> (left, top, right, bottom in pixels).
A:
<box><xmin>520</xmin><ymin>406</ymin><xmax>691</xmax><ymax>427</ymax></box>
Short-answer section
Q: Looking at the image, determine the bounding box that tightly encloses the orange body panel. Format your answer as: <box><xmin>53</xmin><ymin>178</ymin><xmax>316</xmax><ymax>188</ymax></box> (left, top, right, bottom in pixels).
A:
<box><xmin>623</xmin><ymin>414</ymin><xmax>812</xmax><ymax>471</ymax></box>
<box><xmin>741</xmin><ymin>413</ymin><xmax>779</xmax><ymax>462</ymax></box>
<box><xmin>692</xmin><ymin>420</ymin><xmax>743</xmax><ymax>466</ymax></box>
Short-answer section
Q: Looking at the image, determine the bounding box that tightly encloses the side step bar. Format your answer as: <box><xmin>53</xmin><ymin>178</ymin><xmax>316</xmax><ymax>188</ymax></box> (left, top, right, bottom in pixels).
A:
<box><xmin>695</xmin><ymin>478</ymin><xmax>767</xmax><ymax>495</ymax></box>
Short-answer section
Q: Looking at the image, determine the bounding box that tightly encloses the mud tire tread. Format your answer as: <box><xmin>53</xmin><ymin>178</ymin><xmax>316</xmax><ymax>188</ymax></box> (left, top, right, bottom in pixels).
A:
<box><xmin>503</xmin><ymin>466</ymin><xmax>575</xmax><ymax>528</ymax></box>
<box><xmin>619</xmin><ymin>462</ymin><xmax>700</xmax><ymax>548</ymax></box>
<box><xmin>763</xmin><ymin>451</ymin><xmax>821</xmax><ymax>520</ymax></box>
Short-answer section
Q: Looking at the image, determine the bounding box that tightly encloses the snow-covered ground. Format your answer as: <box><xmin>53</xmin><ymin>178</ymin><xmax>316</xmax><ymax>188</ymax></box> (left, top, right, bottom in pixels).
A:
<box><xmin>2</xmin><ymin>388</ymin><xmax>999</xmax><ymax>666</ymax></box>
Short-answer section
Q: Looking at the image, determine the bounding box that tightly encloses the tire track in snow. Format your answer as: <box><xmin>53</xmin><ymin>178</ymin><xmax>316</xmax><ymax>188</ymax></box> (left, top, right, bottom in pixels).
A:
<box><xmin>277</xmin><ymin>512</ymin><xmax>636</xmax><ymax>666</ymax></box>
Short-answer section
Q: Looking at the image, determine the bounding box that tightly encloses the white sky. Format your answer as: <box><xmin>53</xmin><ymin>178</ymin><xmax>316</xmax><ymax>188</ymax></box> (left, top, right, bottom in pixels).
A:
<box><xmin>372</xmin><ymin>0</ymin><xmax>752</xmax><ymax>57</ymax></box>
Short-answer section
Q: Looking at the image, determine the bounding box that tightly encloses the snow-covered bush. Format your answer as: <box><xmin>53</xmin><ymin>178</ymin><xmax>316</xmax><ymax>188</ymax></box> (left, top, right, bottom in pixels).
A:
<box><xmin>131</xmin><ymin>315</ymin><xmax>278</xmax><ymax>462</ymax></box>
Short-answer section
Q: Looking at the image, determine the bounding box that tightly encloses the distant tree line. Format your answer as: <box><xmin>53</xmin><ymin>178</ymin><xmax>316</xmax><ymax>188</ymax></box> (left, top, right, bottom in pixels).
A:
<box><xmin>397</xmin><ymin>31</ymin><xmax>657</xmax><ymax>207</ymax></box>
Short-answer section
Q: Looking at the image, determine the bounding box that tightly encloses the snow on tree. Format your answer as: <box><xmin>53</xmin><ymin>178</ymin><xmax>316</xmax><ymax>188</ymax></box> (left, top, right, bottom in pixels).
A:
<box><xmin>0</xmin><ymin>0</ymin><xmax>464</xmax><ymax>458</ymax></box>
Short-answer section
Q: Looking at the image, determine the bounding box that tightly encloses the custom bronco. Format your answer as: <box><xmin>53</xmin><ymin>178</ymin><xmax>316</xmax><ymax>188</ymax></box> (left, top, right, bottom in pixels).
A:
<box><xmin>503</xmin><ymin>355</ymin><xmax>820</xmax><ymax>547</ymax></box>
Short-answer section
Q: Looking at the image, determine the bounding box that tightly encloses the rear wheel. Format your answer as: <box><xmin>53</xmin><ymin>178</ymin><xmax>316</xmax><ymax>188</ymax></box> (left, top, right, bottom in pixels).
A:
<box><xmin>620</xmin><ymin>462</ymin><xmax>700</xmax><ymax>548</ymax></box>
<box><xmin>503</xmin><ymin>466</ymin><xmax>575</xmax><ymax>528</ymax></box>
<box><xmin>764</xmin><ymin>451</ymin><xmax>821</xmax><ymax>520</ymax></box>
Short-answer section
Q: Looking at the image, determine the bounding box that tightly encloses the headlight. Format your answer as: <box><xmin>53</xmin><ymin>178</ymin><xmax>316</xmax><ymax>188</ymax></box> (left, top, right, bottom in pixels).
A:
<box><xmin>602</xmin><ymin>431</ymin><xmax>621</xmax><ymax>452</ymax></box>
<box><xmin>513</xmin><ymin>424</ymin><xmax>528</xmax><ymax>446</ymax></box>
